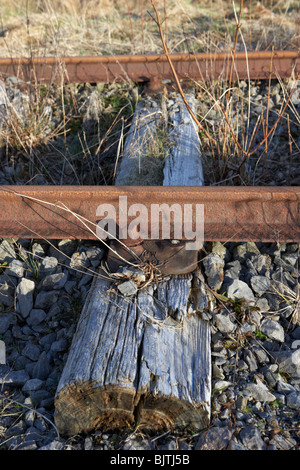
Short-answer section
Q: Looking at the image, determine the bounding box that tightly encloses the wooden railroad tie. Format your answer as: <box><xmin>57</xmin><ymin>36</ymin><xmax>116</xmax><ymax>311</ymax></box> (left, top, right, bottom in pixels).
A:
<box><xmin>54</xmin><ymin>92</ymin><xmax>212</xmax><ymax>436</ymax></box>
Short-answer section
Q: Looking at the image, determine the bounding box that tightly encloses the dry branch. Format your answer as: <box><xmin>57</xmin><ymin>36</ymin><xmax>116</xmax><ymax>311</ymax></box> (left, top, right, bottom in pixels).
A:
<box><xmin>150</xmin><ymin>0</ymin><xmax>218</xmax><ymax>148</ymax></box>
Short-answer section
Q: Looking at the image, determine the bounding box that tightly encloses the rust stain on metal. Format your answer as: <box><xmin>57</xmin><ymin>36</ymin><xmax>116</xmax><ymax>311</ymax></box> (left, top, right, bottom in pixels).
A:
<box><xmin>0</xmin><ymin>186</ymin><xmax>298</xmax><ymax>243</ymax></box>
<box><xmin>0</xmin><ymin>51</ymin><xmax>298</xmax><ymax>84</ymax></box>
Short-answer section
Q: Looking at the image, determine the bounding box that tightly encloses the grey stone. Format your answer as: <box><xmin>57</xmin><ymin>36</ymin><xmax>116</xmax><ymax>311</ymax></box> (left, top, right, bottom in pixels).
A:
<box><xmin>227</xmin><ymin>279</ymin><xmax>255</xmax><ymax>303</ymax></box>
<box><xmin>35</xmin><ymin>290</ymin><xmax>59</xmax><ymax>309</ymax></box>
<box><xmin>274</xmin><ymin>256</ymin><xmax>295</xmax><ymax>274</ymax></box>
<box><xmin>211</xmin><ymin>241</ymin><xmax>227</xmax><ymax>259</ymax></box>
<box><xmin>275</xmin><ymin>349</ymin><xmax>300</xmax><ymax>378</ymax></box>
<box><xmin>0</xmin><ymin>313</ymin><xmax>13</xmax><ymax>335</ymax></box>
<box><xmin>15</xmin><ymin>440</ymin><xmax>38</xmax><ymax>450</ymax></box>
<box><xmin>250</xmin><ymin>275</ymin><xmax>270</xmax><ymax>296</ymax></box>
<box><xmin>22</xmin><ymin>378</ymin><xmax>44</xmax><ymax>392</ymax></box>
<box><xmin>6</xmin><ymin>259</ymin><xmax>25</xmax><ymax>278</ymax></box>
<box><xmin>270</xmin><ymin>433</ymin><xmax>297</xmax><ymax>450</ymax></box>
<box><xmin>292</xmin><ymin>326</ymin><xmax>300</xmax><ymax>339</ymax></box>
<box><xmin>261</xmin><ymin>318</ymin><xmax>285</xmax><ymax>342</ymax></box>
<box><xmin>244</xmin><ymin>350</ymin><xmax>258</xmax><ymax>372</ymax></box>
<box><xmin>39</xmin><ymin>257</ymin><xmax>58</xmax><ymax>278</ymax></box>
<box><xmin>58</xmin><ymin>239</ymin><xmax>78</xmax><ymax>256</ymax></box>
<box><xmin>214</xmin><ymin>313</ymin><xmax>236</xmax><ymax>333</ymax></box>
<box><xmin>32</xmin><ymin>351</ymin><xmax>52</xmax><ymax>380</ymax></box>
<box><xmin>0</xmin><ymin>275</ymin><xmax>15</xmax><ymax>307</ymax></box>
<box><xmin>227</xmin><ymin>440</ymin><xmax>246</xmax><ymax>450</ymax></box>
<box><xmin>245</xmin><ymin>379</ymin><xmax>276</xmax><ymax>403</ymax></box>
<box><xmin>213</xmin><ymin>380</ymin><xmax>232</xmax><ymax>391</ymax></box>
<box><xmin>255</xmin><ymin>297</ymin><xmax>270</xmax><ymax>312</ymax></box>
<box><xmin>85</xmin><ymin>246</ymin><xmax>104</xmax><ymax>262</ymax></box>
<box><xmin>32</xmin><ymin>242</ymin><xmax>45</xmax><ymax>258</ymax></box>
<box><xmin>35</xmin><ymin>417</ymin><xmax>48</xmax><ymax>432</ymax></box>
<box><xmin>27</xmin><ymin>309</ymin><xmax>47</xmax><ymax>326</ymax></box>
<box><xmin>5</xmin><ymin>420</ymin><xmax>26</xmax><ymax>437</ymax></box>
<box><xmin>252</xmin><ymin>344</ymin><xmax>270</xmax><ymax>364</ymax></box>
<box><xmin>277</xmin><ymin>379</ymin><xmax>296</xmax><ymax>394</ymax></box>
<box><xmin>0</xmin><ymin>239</ymin><xmax>16</xmax><ymax>263</ymax></box>
<box><xmin>64</xmin><ymin>280</ymin><xmax>76</xmax><ymax>294</ymax></box>
<box><xmin>39</xmin><ymin>439</ymin><xmax>64</xmax><ymax>450</ymax></box>
<box><xmin>224</xmin><ymin>260</ymin><xmax>241</xmax><ymax>282</ymax></box>
<box><xmin>239</xmin><ymin>425</ymin><xmax>267</xmax><ymax>450</ymax></box>
<box><xmin>202</xmin><ymin>254</ymin><xmax>224</xmax><ymax>290</ymax></box>
<box><xmin>233</xmin><ymin>243</ymin><xmax>260</xmax><ymax>262</ymax></box>
<box><xmin>50</xmin><ymin>338</ymin><xmax>68</xmax><ymax>353</ymax></box>
<box><xmin>22</xmin><ymin>343</ymin><xmax>41</xmax><ymax>361</ymax></box>
<box><xmin>282</xmin><ymin>252</ymin><xmax>298</xmax><ymax>267</ymax></box>
<box><xmin>235</xmin><ymin>396</ymin><xmax>248</xmax><ymax>411</ymax></box>
<box><xmin>117</xmin><ymin>280</ymin><xmax>138</xmax><ymax>296</ymax></box>
<box><xmin>251</xmin><ymin>254</ymin><xmax>271</xmax><ymax>276</ymax></box>
<box><xmin>195</xmin><ymin>426</ymin><xmax>232</xmax><ymax>450</ymax></box>
<box><xmin>78</xmin><ymin>273</ymin><xmax>93</xmax><ymax>288</ymax></box>
<box><xmin>123</xmin><ymin>436</ymin><xmax>154</xmax><ymax>450</ymax></box>
<box><xmin>39</xmin><ymin>272</ymin><xmax>68</xmax><ymax>290</ymax></box>
<box><xmin>159</xmin><ymin>440</ymin><xmax>177</xmax><ymax>451</ymax></box>
<box><xmin>178</xmin><ymin>441</ymin><xmax>192</xmax><ymax>451</ymax></box>
<box><xmin>287</xmin><ymin>392</ymin><xmax>300</xmax><ymax>411</ymax></box>
<box><xmin>16</xmin><ymin>278</ymin><xmax>35</xmax><ymax>318</ymax></box>
<box><xmin>30</xmin><ymin>389</ymin><xmax>52</xmax><ymax>407</ymax></box>
<box><xmin>84</xmin><ymin>436</ymin><xmax>94</xmax><ymax>450</ymax></box>
<box><xmin>24</xmin><ymin>409</ymin><xmax>36</xmax><ymax>427</ymax></box>
<box><xmin>39</xmin><ymin>333</ymin><xmax>56</xmax><ymax>350</ymax></box>
<box><xmin>0</xmin><ymin>365</ymin><xmax>29</xmax><ymax>386</ymax></box>
<box><xmin>119</xmin><ymin>266</ymin><xmax>146</xmax><ymax>283</ymax></box>
<box><xmin>69</xmin><ymin>251</ymin><xmax>90</xmax><ymax>272</ymax></box>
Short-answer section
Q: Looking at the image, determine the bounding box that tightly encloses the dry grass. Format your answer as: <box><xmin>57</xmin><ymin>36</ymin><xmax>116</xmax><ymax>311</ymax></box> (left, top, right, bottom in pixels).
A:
<box><xmin>0</xmin><ymin>80</ymin><xmax>140</xmax><ymax>185</ymax></box>
<box><xmin>0</xmin><ymin>1</ymin><xmax>299</xmax><ymax>58</ymax></box>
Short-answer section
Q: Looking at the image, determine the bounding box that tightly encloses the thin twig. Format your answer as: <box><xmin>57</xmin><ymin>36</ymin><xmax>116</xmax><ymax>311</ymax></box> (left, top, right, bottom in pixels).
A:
<box><xmin>226</xmin><ymin>0</ymin><xmax>244</xmax><ymax>108</ymax></box>
<box><xmin>150</xmin><ymin>0</ymin><xmax>218</xmax><ymax>148</ymax></box>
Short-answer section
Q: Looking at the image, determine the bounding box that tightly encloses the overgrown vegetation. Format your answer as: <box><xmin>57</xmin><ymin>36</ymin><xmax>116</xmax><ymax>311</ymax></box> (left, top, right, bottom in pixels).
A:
<box><xmin>0</xmin><ymin>1</ymin><xmax>299</xmax><ymax>57</ymax></box>
<box><xmin>0</xmin><ymin>80</ymin><xmax>139</xmax><ymax>185</ymax></box>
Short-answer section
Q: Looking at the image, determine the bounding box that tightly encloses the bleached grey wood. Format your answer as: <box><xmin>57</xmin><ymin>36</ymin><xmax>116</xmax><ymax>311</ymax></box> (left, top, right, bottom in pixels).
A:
<box><xmin>55</xmin><ymin>273</ymin><xmax>211</xmax><ymax>435</ymax></box>
<box><xmin>55</xmin><ymin>93</ymin><xmax>211</xmax><ymax>436</ymax></box>
<box><xmin>163</xmin><ymin>93</ymin><xmax>204</xmax><ymax>186</ymax></box>
<box><xmin>115</xmin><ymin>97</ymin><xmax>162</xmax><ymax>186</ymax></box>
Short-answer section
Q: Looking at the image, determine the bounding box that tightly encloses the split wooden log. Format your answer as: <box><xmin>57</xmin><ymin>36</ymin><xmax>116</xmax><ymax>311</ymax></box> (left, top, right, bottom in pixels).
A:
<box><xmin>54</xmin><ymin>272</ymin><xmax>211</xmax><ymax>435</ymax></box>
<box><xmin>54</xmin><ymin>92</ymin><xmax>211</xmax><ymax>436</ymax></box>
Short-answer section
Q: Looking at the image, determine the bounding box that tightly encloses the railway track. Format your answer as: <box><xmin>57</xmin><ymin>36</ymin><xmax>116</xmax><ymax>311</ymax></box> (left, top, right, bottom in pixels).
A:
<box><xmin>0</xmin><ymin>50</ymin><xmax>299</xmax><ymax>439</ymax></box>
<box><xmin>0</xmin><ymin>50</ymin><xmax>299</xmax><ymax>244</ymax></box>
<box><xmin>0</xmin><ymin>51</ymin><xmax>299</xmax><ymax>87</ymax></box>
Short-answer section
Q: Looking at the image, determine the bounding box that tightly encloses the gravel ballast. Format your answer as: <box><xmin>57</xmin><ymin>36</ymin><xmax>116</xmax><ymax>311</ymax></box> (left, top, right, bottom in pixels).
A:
<box><xmin>0</xmin><ymin>238</ymin><xmax>299</xmax><ymax>451</ymax></box>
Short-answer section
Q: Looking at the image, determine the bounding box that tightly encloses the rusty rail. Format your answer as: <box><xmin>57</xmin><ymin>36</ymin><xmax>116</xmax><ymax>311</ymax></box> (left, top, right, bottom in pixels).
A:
<box><xmin>0</xmin><ymin>186</ymin><xmax>299</xmax><ymax>242</ymax></box>
<box><xmin>0</xmin><ymin>51</ymin><xmax>299</xmax><ymax>86</ymax></box>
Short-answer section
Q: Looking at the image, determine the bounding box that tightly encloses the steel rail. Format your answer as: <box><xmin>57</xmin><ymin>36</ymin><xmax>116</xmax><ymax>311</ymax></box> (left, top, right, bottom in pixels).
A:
<box><xmin>0</xmin><ymin>51</ymin><xmax>299</xmax><ymax>85</ymax></box>
<box><xmin>0</xmin><ymin>186</ymin><xmax>299</xmax><ymax>242</ymax></box>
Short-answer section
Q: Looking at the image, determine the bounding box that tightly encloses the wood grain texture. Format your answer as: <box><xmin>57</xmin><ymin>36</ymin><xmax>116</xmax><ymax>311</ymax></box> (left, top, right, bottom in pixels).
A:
<box><xmin>115</xmin><ymin>97</ymin><xmax>162</xmax><ymax>186</ymax></box>
<box><xmin>163</xmin><ymin>93</ymin><xmax>204</xmax><ymax>186</ymax></box>
<box><xmin>54</xmin><ymin>272</ymin><xmax>211</xmax><ymax>435</ymax></box>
